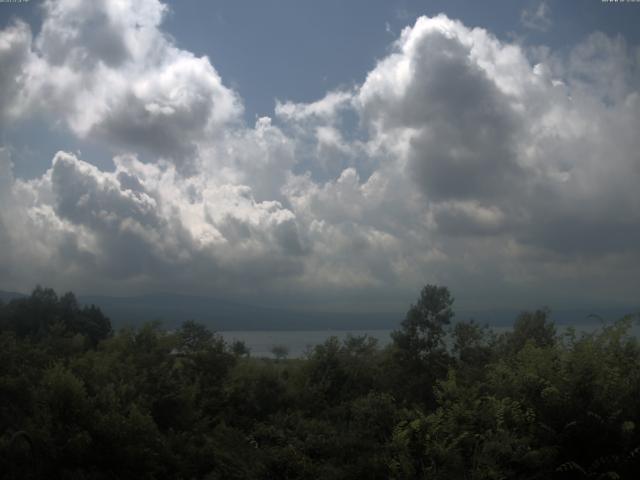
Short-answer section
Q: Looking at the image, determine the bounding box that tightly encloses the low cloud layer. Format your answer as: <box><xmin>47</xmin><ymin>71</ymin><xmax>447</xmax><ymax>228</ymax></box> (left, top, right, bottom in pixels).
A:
<box><xmin>1</xmin><ymin>1</ymin><xmax>639</xmax><ymax>310</ymax></box>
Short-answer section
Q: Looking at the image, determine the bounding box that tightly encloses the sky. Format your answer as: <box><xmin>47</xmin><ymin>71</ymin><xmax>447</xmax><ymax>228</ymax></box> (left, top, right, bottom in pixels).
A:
<box><xmin>0</xmin><ymin>0</ymin><xmax>639</xmax><ymax>316</ymax></box>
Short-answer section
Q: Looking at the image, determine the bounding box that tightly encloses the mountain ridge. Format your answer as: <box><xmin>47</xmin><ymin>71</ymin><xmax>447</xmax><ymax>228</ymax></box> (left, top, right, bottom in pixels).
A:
<box><xmin>2</xmin><ymin>289</ymin><xmax>638</xmax><ymax>331</ymax></box>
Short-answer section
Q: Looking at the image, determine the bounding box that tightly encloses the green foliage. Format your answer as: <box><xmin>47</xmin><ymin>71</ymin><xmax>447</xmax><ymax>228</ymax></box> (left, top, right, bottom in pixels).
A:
<box><xmin>1</xmin><ymin>285</ymin><xmax>639</xmax><ymax>478</ymax></box>
<box><xmin>0</xmin><ymin>286</ymin><xmax>112</xmax><ymax>346</ymax></box>
<box><xmin>500</xmin><ymin>308</ymin><xmax>556</xmax><ymax>355</ymax></box>
<box><xmin>393</xmin><ymin>284</ymin><xmax>455</xmax><ymax>357</ymax></box>
<box><xmin>390</xmin><ymin>285</ymin><xmax>455</xmax><ymax>407</ymax></box>
<box><xmin>270</xmin><ymin>344</ymin><xmax>290</xmax><ymax>361</ymax></box>
<box><xmin>231</xmin><ymin>339</ymin><xmax>250</xmax><ymax>357</ymax></box>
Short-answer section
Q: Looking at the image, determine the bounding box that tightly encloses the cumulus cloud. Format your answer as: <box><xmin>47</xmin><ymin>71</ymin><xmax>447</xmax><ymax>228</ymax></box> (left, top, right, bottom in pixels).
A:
<box><xmin>353</xmin><ymin>15</ymin><xmax>640</xmax><ymax>263</ymax></box>
<box><xmin>0</xmin><ymin>149</ymin><xmax>307</xmax><ymax>295</ymax></box>
<box><xmin>359</xmin><ymin>17</ymin><xmax>526</xmax><ymax>202</ymax></box>
<box><xmin>199</xmin><ymin>117</ymin><xmax>297</xmax><ymax>202</ymax></box>
<box><xmin>276</xmin><ymin>90</ymin><xmax>353</xmax><ymax>123</ymax></box>
<box><xmin>0</xmin><ymin>4</ymin><xmax>639</xmax><ymax>309</ymax></box>
<box><xmin>0</xmin><ymin>20</ymin><xmax>32</xmax><ymax>128</ymax></box>
<box><xmin>9</xmin><ymin>0</ymin><xmax>242</xmax><ymax>171</ymax></box>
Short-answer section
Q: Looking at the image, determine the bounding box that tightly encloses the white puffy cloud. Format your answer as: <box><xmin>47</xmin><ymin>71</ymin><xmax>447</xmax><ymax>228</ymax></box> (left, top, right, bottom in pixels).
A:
<box><xmin>275</xmin><ymin>90</ymin><xmax>353</xmax><ymax>123</ymax></box>
<box><xmin>281</xmin><ymin>14</ymin><xmax>640</xmax><ymax>305</ymax></box>
<box><xmin>357</xmin><ymin>16</ymin><xmax>532</xmax><ymax>202</ymax></box>
<box><xmin>0</xmin><ymin>149</ymin><xmax>307</xmax><ymax>295</ymax></box>
<box><xmin>199</xmin><ymin>117</ymin><xmax>297</xmax><ymax>202</ymax></box>
<box><xmin>0</xmin><ymin>5</ymin><xmax>639</xmax><ymax>309</ymax></box>
<box><xmin>10</xmin><ymin>0</ymin><xmax>242</xmax><ymax>171</ymax></box>
<box><xmin>0</xmin><ymin>20</ymin><xmax>32</xmax><ymax>128</ymax></box>
<box><xmin>353</xmin><ymin>15</ymin><xmax>640</xmax><ymax>263</ymax></box>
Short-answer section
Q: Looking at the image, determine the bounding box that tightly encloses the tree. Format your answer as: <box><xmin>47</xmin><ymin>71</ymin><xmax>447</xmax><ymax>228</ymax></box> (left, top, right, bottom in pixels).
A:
<box><xmin>393</xmin><ymin>285</ymin><xmax>454</xmax><ymax>356</ymax></box>
<box><xmin>452</xmin><ymin>319</ymin><xmax>494</xmax><ymax>381</ymax></box>
<box><xmin>271</xmin><ymin>345</ymin><xmax>289</xmax><ymax>361</ymax></box>
<box><xmin>390</xmin><ymin>285</ymin><xmax>455</xmax><ymax>407</ymax></box>
<box><xmin>502</xmin><ymin>308</ymin><xmax>555</xmax><ymax>354</ymax></box>
<box><xmin>231</xmin><ymin>339</ymin><xmax>250</xmax><ymax>358</ymax></box>
<box><xmin>0</xmin><ymin>288</ymin><xmax>111</xmax><ymax>346</ymax></box>
<box><xmin>179</xmin><ymin>320</ymin><xmax>215</xmax><ymax>353</ymax></box>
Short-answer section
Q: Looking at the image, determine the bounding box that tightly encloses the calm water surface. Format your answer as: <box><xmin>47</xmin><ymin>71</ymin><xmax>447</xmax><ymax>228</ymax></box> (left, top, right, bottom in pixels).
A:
<box><xmin>220</xmin><ymin>329</ymin><xmax>393</xmax><ymax>358</ymax></box>
<box><xmin>220</xmin><ymin>322</ymin><xmax>639</xmax><ymax>358</ymax></box>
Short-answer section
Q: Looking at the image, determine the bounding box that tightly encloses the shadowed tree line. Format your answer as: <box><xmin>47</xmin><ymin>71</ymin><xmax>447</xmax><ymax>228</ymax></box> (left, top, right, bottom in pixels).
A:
<box><xmin>1</xmin><ymin>285</ymin><xmax>639</xmax><ymax>479</ymax></box>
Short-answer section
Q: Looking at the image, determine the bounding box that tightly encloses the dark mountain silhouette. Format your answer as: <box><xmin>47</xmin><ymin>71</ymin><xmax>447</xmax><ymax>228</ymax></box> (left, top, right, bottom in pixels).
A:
<box><xmin>0</xmin><ymin>290</ymin><xmax>26</xmax><ymax>303</ymax></box>
<box><xmin>77</xmin><ymin>293</ymin><xmax>396</xmax><ymax>331</ymax></box>
<box><xmin>2</xmin><ymin>290</ymin><xmax>637</xmax><ymax>331</ymax></box>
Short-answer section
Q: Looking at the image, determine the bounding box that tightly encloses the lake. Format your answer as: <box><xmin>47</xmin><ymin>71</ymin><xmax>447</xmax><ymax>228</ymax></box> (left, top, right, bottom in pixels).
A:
<box><xmin>220</xmin><ymin>321</ymin><xmax>640</xmax><ymax>358</ymax></box>
<box><xmin>220</xmin><ymin>329</ymin><xmax>394</xmax><ymax>358</ymax></box>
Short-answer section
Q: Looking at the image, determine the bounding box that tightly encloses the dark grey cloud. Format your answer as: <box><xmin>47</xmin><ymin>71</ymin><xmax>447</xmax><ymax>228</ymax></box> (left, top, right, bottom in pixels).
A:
<box><xmin>10</xmin><ymin>150</ymin><xmax>307</xmax><ymax>292</ymax></box>
<box><xmin>50</xmin><ymin>152</ymin><xmax>177</xmax><ymax>279</ymax></box>
<box><xmin>359</xmin><ymin>18</ymin><xmax>526</xmax><ymax>203</ymax></box>
<box><xmin>51</xmin><ymin>152</ymin><xmax>160</xmax><ymax>230</ymax></box>
<box><xmin>431</xmin><ymin>201</ymin><xmax>510</xmax><ymax>237</ymax></box>
<box><xmin>92</xmin><ymin>87</ymin><xmax>206</xmax><ymax>170</ymax></box>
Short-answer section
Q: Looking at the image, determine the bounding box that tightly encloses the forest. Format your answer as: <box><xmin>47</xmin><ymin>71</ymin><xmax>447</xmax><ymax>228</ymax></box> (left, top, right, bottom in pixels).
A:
<box><xmin>1</xmin><ymin>285</ymin><xmax>639</xmax><ymax>479</ymax></box>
